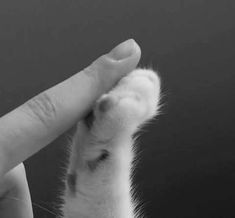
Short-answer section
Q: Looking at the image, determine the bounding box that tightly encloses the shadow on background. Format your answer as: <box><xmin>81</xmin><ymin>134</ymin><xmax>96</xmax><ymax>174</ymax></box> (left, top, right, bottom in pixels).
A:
<box><xmin>0</xmin><ymin>0</ymin><xmax>235</xmax><ymax>217</ymax></box>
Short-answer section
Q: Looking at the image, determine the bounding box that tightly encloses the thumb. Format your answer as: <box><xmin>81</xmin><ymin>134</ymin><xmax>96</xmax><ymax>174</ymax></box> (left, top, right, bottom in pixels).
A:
<box><xmin>0</xmin><ymin>39</ymin><xmax>141</xmax><ymax>176</ymax></box>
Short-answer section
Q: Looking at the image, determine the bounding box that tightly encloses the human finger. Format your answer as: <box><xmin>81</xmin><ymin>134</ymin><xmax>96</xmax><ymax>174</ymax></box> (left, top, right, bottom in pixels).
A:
<box><xmin>0</xmin><ymin>39</ymin><xmax>141</xmax><ymax>177</ymax></box>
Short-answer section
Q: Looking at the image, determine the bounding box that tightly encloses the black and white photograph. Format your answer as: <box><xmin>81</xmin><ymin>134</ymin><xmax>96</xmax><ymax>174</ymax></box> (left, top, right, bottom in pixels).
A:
<box><xmin>0</xmin><ymin>1</ymin><xmax>234</xmax><ymax>217</ymax></box>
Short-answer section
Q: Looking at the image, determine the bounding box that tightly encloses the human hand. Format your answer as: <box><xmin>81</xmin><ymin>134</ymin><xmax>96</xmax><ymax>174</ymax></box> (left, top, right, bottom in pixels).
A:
<box><xmin>0</xmin><ymin>39</ymin><xmax>141</xmax><ymax>217</ymax></box>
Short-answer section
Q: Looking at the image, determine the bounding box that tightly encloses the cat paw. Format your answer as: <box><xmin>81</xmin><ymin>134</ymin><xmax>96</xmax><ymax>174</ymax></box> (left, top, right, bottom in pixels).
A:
<box><xmin>92</xmin><ymin>68</ymin><xmax>161</xmax><ymax>133</ymax></box>
<box><xmin>74</xmin><ymin>68</ymin><xmax>161</xmax><ymax>167</ymax></box>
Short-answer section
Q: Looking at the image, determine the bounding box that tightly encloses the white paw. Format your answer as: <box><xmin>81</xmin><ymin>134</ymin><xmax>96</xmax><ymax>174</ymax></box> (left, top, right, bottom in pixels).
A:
<box><xmin>93</xmin><ymin>68</ymin><xmax>161</xmax><ymax>133</ymax></box>
<box><xmin>75</xmin><ymin>68</ymin><xmax>161</xmax><ymax>167</ymax></box>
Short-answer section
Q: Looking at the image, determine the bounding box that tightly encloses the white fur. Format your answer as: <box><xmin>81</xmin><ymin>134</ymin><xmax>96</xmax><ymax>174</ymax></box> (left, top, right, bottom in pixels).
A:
<box><xmin>60</xmin><ymin>69</ymin><xmax>161</xmax><ymax>218</ymax></box>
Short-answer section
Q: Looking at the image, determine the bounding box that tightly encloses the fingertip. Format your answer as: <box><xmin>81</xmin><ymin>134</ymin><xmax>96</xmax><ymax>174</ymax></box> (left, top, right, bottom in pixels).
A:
<box><xmin>108</xmin><ymin>39</ymin><xmax>141</xmax><ymax>61</ymax></box>
<box><xmin>89</xmin><ymin>39</ymin><xmax>141</xmax><ymax>86</ymax></box>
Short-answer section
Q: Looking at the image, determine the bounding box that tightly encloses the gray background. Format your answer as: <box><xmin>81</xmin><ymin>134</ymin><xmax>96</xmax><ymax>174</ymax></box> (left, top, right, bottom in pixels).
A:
<box><xmin>0</xmin><ymin>0</ymin><xmax>235</xmax><ymax>217</ymax></box>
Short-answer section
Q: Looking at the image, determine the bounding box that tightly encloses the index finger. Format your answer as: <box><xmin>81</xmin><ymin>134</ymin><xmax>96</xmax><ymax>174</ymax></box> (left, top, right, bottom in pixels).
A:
<box><xmin>0</xmin><ymin>39</ymin><xmax>141</xmax><ymax>177</ymax></box>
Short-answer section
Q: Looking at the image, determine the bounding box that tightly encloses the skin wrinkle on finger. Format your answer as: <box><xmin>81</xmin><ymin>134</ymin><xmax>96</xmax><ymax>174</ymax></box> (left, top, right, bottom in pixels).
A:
<box><xmin>0</xmin><ymin>40</ymin><xmax>141</xmax><ymax>177</ymax></box>
<box><xmin>24</xmin><ymin>92</ymin><xmax>58</xmax><ymax>129</ymax></box>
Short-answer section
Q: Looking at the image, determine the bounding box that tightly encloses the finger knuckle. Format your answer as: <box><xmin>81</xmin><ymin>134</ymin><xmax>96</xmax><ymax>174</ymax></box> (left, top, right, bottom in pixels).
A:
<box><xmin>82</xmin><ymin>56</ymin><xmax>113</xmax><ymax>86</ymax></box>
<box><xmin>24</xmin><ymin>92</ymin><xmax>57</xmax><ymax>127</ymax></box>
<box><xmin>82</xmin><ymin>64</ymin><xmax>99</xmax><ymax>82</ymax></box>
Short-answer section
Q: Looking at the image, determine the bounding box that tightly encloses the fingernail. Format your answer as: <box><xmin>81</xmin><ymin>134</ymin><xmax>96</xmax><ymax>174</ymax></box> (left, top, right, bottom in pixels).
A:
<box><xmin>108</xmin><ymin>39</ymin><xmax>137</xmax><ymax>60</ymax></box>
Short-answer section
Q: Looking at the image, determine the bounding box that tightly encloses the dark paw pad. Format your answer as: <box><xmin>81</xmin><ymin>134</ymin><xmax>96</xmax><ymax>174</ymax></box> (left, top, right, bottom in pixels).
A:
<box><xmin>84</xmin><ymin>110</ymin><xmax>95</xmax><ymax>129</ymax></box>
<box><xmin>87</xmin><ymin>149</ymin><xmax>110</xmax><ymax>171</ymax></box>
<box><xmin>98</xmin><ymin>97</ymin><xmax>113</xmax><ymax>113</ymax></box>
<box><xmin>67</xmin><ymin>173</ymin><xmax>77</xmax><ymax>194</ymax></box>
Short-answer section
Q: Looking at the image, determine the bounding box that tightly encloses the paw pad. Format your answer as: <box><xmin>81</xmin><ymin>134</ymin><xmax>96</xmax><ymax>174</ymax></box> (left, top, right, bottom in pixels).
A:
<box><xmin>98</xmin><ymin>97</ymin><xmax>114</xmax><ymax>113</ymax></box>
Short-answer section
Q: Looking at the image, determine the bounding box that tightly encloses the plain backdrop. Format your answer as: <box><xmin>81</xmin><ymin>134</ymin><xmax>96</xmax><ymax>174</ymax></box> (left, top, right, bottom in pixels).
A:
<box><xmin>0</xmin><ymin>0</ymin><xmax>235</xmax><ymax>217</ymax></box>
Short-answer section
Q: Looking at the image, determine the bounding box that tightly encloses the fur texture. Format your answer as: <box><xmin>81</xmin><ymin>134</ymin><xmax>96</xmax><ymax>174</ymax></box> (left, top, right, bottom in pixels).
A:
<box><xmin>60</xmin><ymin>68</ymin><xmax>161</xmax><ymax>218</ymax></box>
